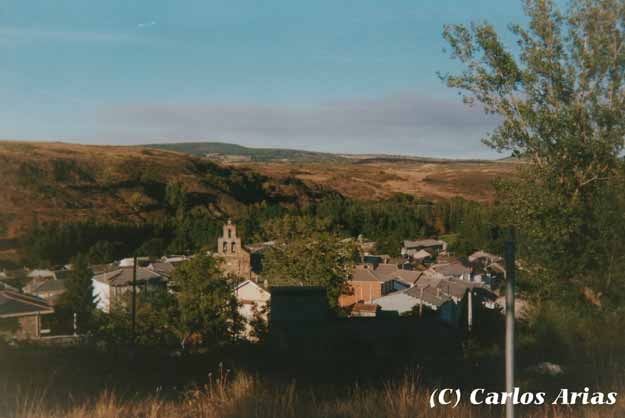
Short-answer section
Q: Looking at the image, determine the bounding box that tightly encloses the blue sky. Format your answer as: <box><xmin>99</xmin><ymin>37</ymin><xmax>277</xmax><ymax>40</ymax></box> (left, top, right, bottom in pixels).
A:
<box><xmin>1</xmin><ymin>0</ymin><xmax>527</xmax><ymax>158</ymax></box>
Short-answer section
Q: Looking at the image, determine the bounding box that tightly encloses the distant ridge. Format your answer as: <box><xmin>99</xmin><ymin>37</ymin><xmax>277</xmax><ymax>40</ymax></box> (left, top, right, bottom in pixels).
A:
<box><xmin>143</xmin><ymin>142</ymin><xmax>344</xmax><ymax>163</ymax></box>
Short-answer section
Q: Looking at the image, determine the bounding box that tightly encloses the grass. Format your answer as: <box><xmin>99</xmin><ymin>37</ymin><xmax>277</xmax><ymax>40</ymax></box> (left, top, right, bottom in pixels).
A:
<box><xmin>7</xmin><ymin>370</ymin><xmax>624</xmax><ymax>418</ymax></box>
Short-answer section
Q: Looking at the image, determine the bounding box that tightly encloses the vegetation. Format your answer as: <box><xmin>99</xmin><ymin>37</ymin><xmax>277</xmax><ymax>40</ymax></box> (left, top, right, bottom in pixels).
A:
<box><xmin>55</xmin><ymin>254</ymin><xmax>96</xmax><ymax>333</ymax></box>
<box><xmin>260</xmin><ymin>215</ymin><xmax>358</xmax><ymax>310</ymax></box>
<box><xmin>173</xmin><ymin>255</ymin><xmax>242</xmax><ymax>349</ymax></box>
<box><xmin>7</xmin><ymin>372</ymin><xmax>625</xmax><ymax>418</ymax></box>
<box><xmin>442</xmin><ymin>0</ymin><xmax>625</xmax><ymax>378</ymax></box>
<box><xmin>442</xmin><ymin>0</ymin><xmax>625</xmax><ymax>304</ymax></box>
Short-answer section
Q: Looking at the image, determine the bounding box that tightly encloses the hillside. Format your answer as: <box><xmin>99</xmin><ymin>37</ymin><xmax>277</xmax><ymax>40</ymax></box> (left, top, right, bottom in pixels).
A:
<box><xmin>0</xmin><ymin>141</ymin><xmax>322</xmax><ymax>254</ymax></box>
<box><xmin>237</xmin><ymin>159</ymin><xmax>518</xmax><ymax>202</ymax></box>
<box><xmin>144</xmin><ymin>142</ymin><xmax>344</xmax><ymax>162</ymax></box>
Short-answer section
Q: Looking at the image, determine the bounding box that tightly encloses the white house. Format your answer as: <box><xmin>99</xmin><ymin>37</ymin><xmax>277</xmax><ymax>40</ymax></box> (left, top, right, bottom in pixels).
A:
<box><xmin>92</xmin><ymin>267</ymin><xmax>165</xmax><ymax>313</ymax></box>
<box><xmin>234</xmin><ymin>280</ymin><xmax>270</xmax><ymax>338</ymax></box>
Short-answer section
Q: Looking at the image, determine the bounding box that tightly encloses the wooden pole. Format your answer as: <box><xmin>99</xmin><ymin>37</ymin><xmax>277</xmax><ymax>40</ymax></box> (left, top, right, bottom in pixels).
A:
<box><xmin>504</xmin><ymin>237</ymin><xmax>516</xmax><ymax>418</ymax></box>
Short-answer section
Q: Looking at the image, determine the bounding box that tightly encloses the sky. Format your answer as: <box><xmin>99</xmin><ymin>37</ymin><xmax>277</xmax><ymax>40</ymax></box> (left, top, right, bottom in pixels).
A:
<box><xmin>0</xmin><ymin>0</ymin><xmax>528</xmax><ymax>158</ymax></box>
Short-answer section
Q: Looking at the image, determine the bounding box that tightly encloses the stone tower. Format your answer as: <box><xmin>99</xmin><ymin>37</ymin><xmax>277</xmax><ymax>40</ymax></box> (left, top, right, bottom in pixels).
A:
<box><xmin>217</xmin><ymin>220</ymin><xmax>251</xmax><ymax>279</ymax></box>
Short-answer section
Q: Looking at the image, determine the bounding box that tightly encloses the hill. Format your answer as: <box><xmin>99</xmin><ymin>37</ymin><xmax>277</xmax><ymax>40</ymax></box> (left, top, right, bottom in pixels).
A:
<box><xmin>0</xmin><ymin>141</ymin><xmax>322</xmax><ymax>257</ymax></box>
<box><xmin>144</xmin><ymin>142</ymin><xmax>344</xmax><ymax>162</ymax></box>
<box><xmin>237</xmin><ymin>159</ymin><xmax>518</xmax><ymax>202</ymax></box>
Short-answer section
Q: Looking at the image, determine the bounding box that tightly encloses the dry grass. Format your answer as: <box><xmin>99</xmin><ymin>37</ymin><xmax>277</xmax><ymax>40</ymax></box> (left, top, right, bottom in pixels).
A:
<box><xmin>7</xmin><ymin>371</ymin><xmax>623</xmax><ymax>418</ymax></box>
<box><xmin>239</xmin><ymin>159</ymin><xmax>519</xmax><ymax>203</ymax></box>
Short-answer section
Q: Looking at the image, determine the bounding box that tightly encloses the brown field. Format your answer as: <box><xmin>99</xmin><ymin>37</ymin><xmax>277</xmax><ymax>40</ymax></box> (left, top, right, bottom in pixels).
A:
<box><xmin>237</xmin><ymin>158</ymin><xmax>519</xmax><ymax>202</ymax></box>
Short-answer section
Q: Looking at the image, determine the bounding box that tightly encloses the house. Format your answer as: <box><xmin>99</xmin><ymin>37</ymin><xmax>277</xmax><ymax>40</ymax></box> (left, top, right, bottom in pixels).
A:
<box><xmin>412</xmin><ymin>249</ymin><xmax>433</xmax><ymax>263</ymax></box>
<box><xmin>31</xmin><ymin>279</ymin><xmax>66</xmax><ymax>305</ymax></box>
<box><xmin>339</xmin><ymin>267</ymin><xmax>404</xmax><ymax>306</ymax></box>
<box><xmin>147</xmin><ymin>262</ymin><xmax>176</xmax><ymax>279</ymax></box>
<box><xmin>431</xmin><ymin>261</ymin><xmax>473</xmax><ymax>280</ymax></box>
<box><xmin>339</xmin><ymin>263</ymin><xmax>424</xmax><ymax>307</ymax></box>
<box><xmin>401</xmin><ymin>239</ymin><xmax>447</xmax><ymax>257</ymax></box>
<box><xmin>372</xmin><ymin>285</ymin><xmax>456</xmax><ymax>324</ymax></box>
<box><xmin>0</xmin><ymin>290</ymin><xmax>54</xmax><ymax>339</ymax></box>
<box><xmin>235</xmin><ymin>280</ymin><xmax>271</xmax><ymax>338</ymax></box>
<box><xmin>468</xmin><ymin>251</ymin><xmax>503</xmax><ymax>268</ymax></box>
<box><xmin>373</xmin><ymin>264</ymin><xmax>422</xmax><ymax>287</ymax></box>
<box><xmin>216</xmin><ymin>221</ymin><xmax>252</xmax><ymax>279</ymax></box>
<box><xmin>92</xmin><ymin>267</ymin><xmax>165</xmax><ymax>313</ymax></box>
<box><xmin>350</xmin><ymin>303</ymin><xmax>379</xmax><ymax>317</ymax></box>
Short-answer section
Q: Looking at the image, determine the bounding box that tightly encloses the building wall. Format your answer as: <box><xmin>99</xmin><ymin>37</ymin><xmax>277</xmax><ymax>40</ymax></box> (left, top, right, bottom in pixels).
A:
<box><xmin>339</xmin><ymin>281</ymin><xmax>382</xmax><ymax>307</ymax></box>
<box><xmin>236</xmin><ymin>281</ymin><xmax>270</xmax><ymax>321</ymax></box>
<box><xmin>217</xmin><ymin>222</ymin><xmax>252</xmax><ymax>279</ymax></box>
<box><xmin>15</xmin><ymin>315</ymin><xmax>41</xmax><ymax>339</ymax></box>
<box><xmin>93</xmin><ymin>279</ymin><xmax>111</xmax><ymax>312</ymax></box>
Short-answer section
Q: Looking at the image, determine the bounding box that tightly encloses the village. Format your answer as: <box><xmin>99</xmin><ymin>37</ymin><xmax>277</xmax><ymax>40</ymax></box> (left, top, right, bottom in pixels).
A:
<box><xmin>0</xmin><ymin>220</ymin><xmax>508</xmax><ymax>342</ymax></box>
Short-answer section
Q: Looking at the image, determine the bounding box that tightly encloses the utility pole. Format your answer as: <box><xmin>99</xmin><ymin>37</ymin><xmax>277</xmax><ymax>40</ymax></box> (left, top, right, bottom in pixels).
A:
<box><xmin>131</xmin><ymin>255</ymin><xmax>137</xmax><ymax>343</ymax></box>
<box><xmin>467</xmin><ymin>289</ymin><xmax>473</xmax><ymax>332</ymax></box>
<box><xmin>504</xmin><ymin>236</ymin><xmax>516</xmax><ymax>418</ymax></box>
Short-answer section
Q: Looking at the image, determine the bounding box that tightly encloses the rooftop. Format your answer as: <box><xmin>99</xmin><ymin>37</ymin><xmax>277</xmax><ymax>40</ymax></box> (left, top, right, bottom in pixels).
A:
<box><xmin>93</xmin><ymin>267</ymin><xmax>164</xmax><ymax>287</ymax></box>
<box><xmin>0</xmin><ymin>290</ymin><xmax>54</xmax><ymax>318</ymax></box>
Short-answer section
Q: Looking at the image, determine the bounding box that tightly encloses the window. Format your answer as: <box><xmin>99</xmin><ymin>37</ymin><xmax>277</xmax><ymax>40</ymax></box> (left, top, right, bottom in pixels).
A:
<box><xmin>228</xmin><ymin>228</ymin><xmax>232</xmax><ymax>238</ymax></box>
<box><xmin>231</xmin><ymin>242</ymin><xmax>236</xmax><ymax>253</ymax></box>
<box><xmin>223</xmin><ymin>242</ymin><xmax>228</xmax><ymax>253</ymax></box>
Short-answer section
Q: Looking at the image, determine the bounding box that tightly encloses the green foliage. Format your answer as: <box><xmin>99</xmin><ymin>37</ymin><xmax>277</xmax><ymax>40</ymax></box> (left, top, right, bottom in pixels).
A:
<box><xmin>88</xmin><ymin>240</ymin><xmax>125</xmax><ymax>264</ymax></box>
<box><xmin>261</xmin><ymin>215</ymin><xmax>358</xmax><ymax>310</ymax></box>
<box><xmin>172</xmin><ymin>254</ymin><xmax>242</xmax><ymax>348</ymax></box>
<box><xmin>135</xmin><ymin>238</ymin><xmax>166</xmax><ymax>257</ymax></box>
<box><xmin>442</xmin><ymin>0</ymin><xmax>625</xmax><ymax>304</ymax></box>
<box><xmin>94</xmin><ymin>288</ymin><xmax>179</xmax><ymax>348</ymax></box>
<box><xmin>56</xmin><ymin>253</ymin><xmax>96</xmax><ymax>333</ymax></box>
<box><xmin>165</xmin><ymin>179</ymin><xmax>188</xmax><ymax>219</ymax></box>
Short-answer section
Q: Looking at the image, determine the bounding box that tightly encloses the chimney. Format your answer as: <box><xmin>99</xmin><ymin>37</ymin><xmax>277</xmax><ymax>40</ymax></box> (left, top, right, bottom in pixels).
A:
<box><xmin>263</xmin><ymin>279</ymin><xmax>269</xmax><ymax>289</ymax></box>
<box><xmin>436</xmin><ymin>287</ymin><xmax>441</xmax><ymax>297</ymax></box>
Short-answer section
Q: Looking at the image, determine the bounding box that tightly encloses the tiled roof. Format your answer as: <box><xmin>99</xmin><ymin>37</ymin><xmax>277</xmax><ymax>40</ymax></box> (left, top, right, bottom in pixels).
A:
<box><xmin>432</xmin><ymin>262</ymin><xmax>472</xmax><ymax>277</ymax></box>
<box><xmin>34</xmin><ymin>279</ymin><xmax>66</xmax><ymax>293</ymax></box>
<box><xmin>351</xmin><ymin>268</ymin><xmax>383</xmax><ymax>282</ymax></box>
<box><xmin>93</xmin><ymin>267</ymin><xmax>163</xmax><ymax>287</ymax></box>
<box><xmin>405</xmin><ymin>286</ymin><xmax>452</xmax><ymax>307</ymax></box>
<box><xmin>403</xmin><ymin>239</ymin><xmax>444</xmax><ymax>249</ymax></box>
<box><xmin>0</xmin><ymin>290</ymin><xmax>54</xmax><ymax>317</ymax></box>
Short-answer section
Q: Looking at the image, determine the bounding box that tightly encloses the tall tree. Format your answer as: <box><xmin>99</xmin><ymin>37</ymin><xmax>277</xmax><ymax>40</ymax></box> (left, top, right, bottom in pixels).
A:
<box><xmin>59</xmin><ymin>253</ymin><xmax>96</xmax><ymax>332</ymax></box>
<box><xmin>171</xmin><ymin>254</ymin><xmax>242</xmax><ymax>349</ymax></box>
<box><xmin>261</xmin><ymin>215</ymin><xmax>358</xmax><ymax>310</ymax></box>
<box><xmin>442</xmin><ymin>0</ymin><xmax>625</xmax><ymax>304</ymax></box>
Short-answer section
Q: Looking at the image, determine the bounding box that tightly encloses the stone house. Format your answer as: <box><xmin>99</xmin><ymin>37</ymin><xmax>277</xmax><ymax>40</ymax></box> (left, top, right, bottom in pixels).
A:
<box><xmin>0</xmin><ymin>290</ymin><xmax>54</xmax><ymax>339</ymax></box>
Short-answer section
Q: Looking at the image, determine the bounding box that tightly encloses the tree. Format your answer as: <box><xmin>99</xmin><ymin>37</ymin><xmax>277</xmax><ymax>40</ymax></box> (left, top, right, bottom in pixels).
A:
<box><xmin>441</xmin><ymin>0</ymin><xmax>625</xmax><ymax>304</ymax></box>
<box><xmin>94</xmin><ymin>288</ymin><xmax>179</xmax><ymax>348</ymax></box>
<box><xmin>58</xmin><ymin>253</ymin><xmax>96</xmax><ymax>333</ymax></box>
<box><xmin>261</xmin><ymin>215</ymin><xmax>358</xmax><ymax>310</ymax></box>
<box><xmin>171</xmin><ymin>254</ymin><xmax>242</xmax><ymax>349</ymax></box>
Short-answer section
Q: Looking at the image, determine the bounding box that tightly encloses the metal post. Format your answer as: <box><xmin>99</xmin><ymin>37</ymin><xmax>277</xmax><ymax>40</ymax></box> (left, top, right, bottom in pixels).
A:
<box><xmin>131</xmin><ymin>255</ymin><xmax>137</xmax><ymax>341</ymax></box>
<box><xmin>467</xmin><ymin>289</ymin><xmax>473</xmax><ymax>332</ymax></box>
<box><xmin>504</xmin><ymin>238</ymin><xmax>516</xmax><ymax>418</ymax></box>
